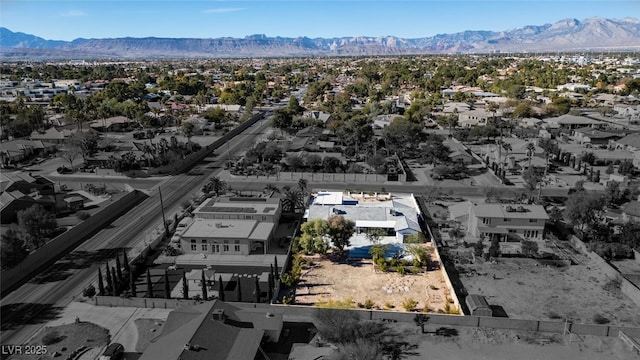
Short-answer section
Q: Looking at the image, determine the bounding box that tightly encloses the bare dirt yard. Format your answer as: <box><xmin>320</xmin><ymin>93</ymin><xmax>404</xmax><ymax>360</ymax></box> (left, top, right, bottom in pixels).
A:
<box><xmin>458</xmin><ymin>256</ymin><xmax>640</xmax><ymax>326</ymax></box>
<box><xmin>10</xmin><ymin>322</ymin><xmax>109</xmax><ymax>360</ymax></box>
<box><xmin>295</xmin><ymin>255</ymin><xmax>457</xmax><ymax>313</ymax></box>
<box><xmin>407</xmin><ymin>322</ymin><xmax>640</xmax><ymax>360</ymax></box>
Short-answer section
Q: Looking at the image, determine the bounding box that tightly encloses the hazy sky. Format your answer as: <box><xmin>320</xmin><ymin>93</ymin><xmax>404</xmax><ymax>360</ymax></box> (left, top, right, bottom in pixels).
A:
<box><xmin>1</xmin><ymin>0</ymin><xmax>638</xmax><ymax>41</ymax></box>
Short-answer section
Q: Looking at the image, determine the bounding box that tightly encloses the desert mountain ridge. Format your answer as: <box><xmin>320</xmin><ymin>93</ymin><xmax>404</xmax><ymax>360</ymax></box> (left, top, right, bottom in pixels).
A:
<box><xmin>1</xmin><ymin>17</ymin><xmax>640</xmax><ymax>59</ymax></box>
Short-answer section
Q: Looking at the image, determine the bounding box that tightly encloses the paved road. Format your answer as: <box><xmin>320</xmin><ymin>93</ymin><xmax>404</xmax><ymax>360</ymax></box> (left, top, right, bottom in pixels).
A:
<box><xmin>224</xmin><ymin>177</ymin><xmax>572</xmax><ymax>198</ymax></box>
<box><xmin>0</xmin><ymin>114</ymin><xmax>272</xmax><ymax>346</ymax></box>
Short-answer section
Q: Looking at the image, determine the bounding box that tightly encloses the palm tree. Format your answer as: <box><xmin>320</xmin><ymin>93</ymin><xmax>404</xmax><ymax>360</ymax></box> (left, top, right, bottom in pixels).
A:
<box><xmin>501</xmin><ymin>143</ymin><xmax>512</xmax><ymax>170</ymax></box>
<box><xmin>202</xmin><ymin>176</ymin><xmax>227</xmax><ymax>197</ymax></box>
<box><xmin>264</xmin><ymin>183</ymin><xmax>280</xmax><ymax>194</ymax></box>
<box><xmin>282</xmin><ymin>189</ymin><xmax>303</xmax><ymax>213</ymax></box>
<box><xmin>297</xmin><ymin>178</ymin><xmax>308</xmax><ymax>194</ymax></box>
<box><xmin>526</xmin><ymin>142</ymin><xmax>536</xmax><ymax>169</ymax></box>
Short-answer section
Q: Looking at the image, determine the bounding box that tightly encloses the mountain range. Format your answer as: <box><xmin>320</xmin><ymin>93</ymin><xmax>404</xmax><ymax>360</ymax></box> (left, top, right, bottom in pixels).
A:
<box><xmin>1</xmin><ymin>17</ymin><xmax>640</xmax><ymax>59</ymax></box>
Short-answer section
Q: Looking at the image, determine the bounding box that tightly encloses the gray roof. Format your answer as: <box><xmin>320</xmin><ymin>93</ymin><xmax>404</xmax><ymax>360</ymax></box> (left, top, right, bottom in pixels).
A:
<box><xmin>306</xmin><ymin>193</ymin><xmax>421</xmax><ymax>233</ymax></box>
<box><xmin>472</xmin><ymin>203</ymin><xmax>549</xmax><ymax>220</ymax></box>
<box><xmin>139</xmin><ymin>301</ymin><xmax>265</xmax><ymax>360</ymax></box>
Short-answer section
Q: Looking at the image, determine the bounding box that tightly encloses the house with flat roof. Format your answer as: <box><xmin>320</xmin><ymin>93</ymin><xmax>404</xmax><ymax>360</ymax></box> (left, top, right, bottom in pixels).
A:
<box><xmin>180</xmin><ymin>218</ymin><xmax>274</xmax><ymax>256</ymax></box>
<box><xmin>193</xmin><ymin>197</ymin><xmax>281</xmax><ymax>223</ymax></box>
<box><xmin>176</xmin><ymin>198</ymin><xmax>281</xmax><ymax>255</ymax></box>
<box><xmin>304</xmin><ymin>191</ymin><xmax>423</xmax><ymax>258</ymax></box>
<box><xmin>467</xmin><ymin>203</ymin><xmax>548</xmax><ymax>241</ymax></box>
<box><xmin>139</xmin><ymin>300</ymin><xmax>282</xmax><ymax>360</ymax></box>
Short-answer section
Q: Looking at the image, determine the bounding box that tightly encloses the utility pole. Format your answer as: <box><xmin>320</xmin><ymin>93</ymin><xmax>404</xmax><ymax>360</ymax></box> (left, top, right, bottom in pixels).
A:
<box><xmin>159</xmin><ymin>186</ymin><xmax>167</xmax><ymax>236</ymax></box>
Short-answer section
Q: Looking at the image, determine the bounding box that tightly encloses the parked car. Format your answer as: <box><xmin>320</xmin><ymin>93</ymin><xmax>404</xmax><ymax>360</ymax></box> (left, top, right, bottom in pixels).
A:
<box><xmin>99</xmin><ymin>343</ymin><xmax>124</xmax><ymax>360</ymax></box>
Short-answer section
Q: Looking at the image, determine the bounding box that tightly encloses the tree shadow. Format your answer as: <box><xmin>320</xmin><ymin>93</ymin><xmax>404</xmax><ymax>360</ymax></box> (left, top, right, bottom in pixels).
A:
<box><xmin>30</xmin><ymin>248</ymin><xmax>122</xmax><ymax>284</ymax></box>
<box><xmin>0</xmin><ymin>303</ymin><xmax>64</xmax><ymax>331</ymax></box>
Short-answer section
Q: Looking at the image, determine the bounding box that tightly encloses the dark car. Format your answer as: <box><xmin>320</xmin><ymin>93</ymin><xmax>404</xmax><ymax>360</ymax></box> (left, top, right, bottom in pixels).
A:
<box><xmin>99</xmin><ymin>343</ymin><xmax>124</xmax><ymax>360</ymax></box>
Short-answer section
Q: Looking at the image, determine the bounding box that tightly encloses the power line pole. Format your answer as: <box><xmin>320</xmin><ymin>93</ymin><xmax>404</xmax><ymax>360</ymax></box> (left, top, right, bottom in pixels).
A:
<box><xmin>159</xmin><ymin>186</ymin><xmax>167</xmax><ymax>236</ymax></box>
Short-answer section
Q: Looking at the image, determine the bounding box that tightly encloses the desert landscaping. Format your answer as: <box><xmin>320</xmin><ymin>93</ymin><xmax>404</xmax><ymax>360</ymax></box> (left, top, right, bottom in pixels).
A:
<box><xmin>295</xmin><ymin>254</ymin><xmax>458</xmax><ymax>313</ymax></box>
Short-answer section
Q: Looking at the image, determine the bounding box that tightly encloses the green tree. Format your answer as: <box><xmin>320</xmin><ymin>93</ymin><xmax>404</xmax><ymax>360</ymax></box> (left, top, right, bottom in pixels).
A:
<box><xmin>327</xmin><ymin>215</ymin><xmax>356</xmax><ymax>256</ymax></box>
<box><xmin>618</xmin><ymin>160</ymin><xmax>635</xmax><ymax>175</ymax></box>
<box><xmin>282</xmin><ymin>189</ymin><xmax>304</xmax><ymax>213</ymax></box>
<box><xmin>299</xmin><ymin>219</ymin><xmax>329</xmax><ymax>255</ymax></box>
<box><xmin>605</xmin><ymin>181</ymin><xmax>627</xmax><ymax>206</ymax></box>
<box><xmin>512</xmin><ymin>102</ymin><xmax>533</xmax><ymax>118</ymax></box>
<box><xmin>146</xmin><ymin>269</ymin><xmax>153</xmax><ymax>298</ymax></box>
<box><xmin>182</xmin><ymin>271</ymin><xmax>189</xmax><ymax>299</ymax></box>
<box><xmin>521</xmin><ymin>240</ymin><xmax>539</xmax><ymax>258</ymax></box>
<box><xmin>448</xmin><ymin>228</ymin><xmax>464</xmax><ymax>244</ymax></box>
<box><xmin>369</xmin><ymin>244</ymin><xmax>389</xmax><ymax>262</ymax></box>
<box><xmin>164</xmin><ymin>270</ymin><xmax>170</xmax><ymax>298</ymax></box>
<box><xmin>522</xmin><ymin>167</ymin><xmax>544</xmax><ymax>201</ymax></box>
<box><xmin>581</xmin><ymin>152</ymin><xmax>596</xmax><ymax>165</ymax></box>
<box><xmin>619</xmin><ymin>222</ymin><xmax>640</xmax><ymax>249</ymax></box>
<box><xmin>202</xmin><ymin>176</ymin><xmax>227</xmax><ymax>197</ymax></box>
<box><xmin>271</xmin><ymin>108</ymin><xmax>292</xmax><ymax>134</ymax></box>
<box><xmin>382</xmin><ymin>117</ymin><xmax>423</xmax><ymax>153</ymax></box>
<box><xmin>17</xmin><ymin>205</ymin><xmax>57</xmax><ymax>249</ymax></box>
<box><xmin>564</xmin><ymin>191</ymin><xmax>606</xmax><ymax>231</ymax></box>
<box><xmin>287</xmin><ymin>96</ymin><xmax>303</xmax><ymax>115</ymax></box>
<box><xmin>0</xmin><ymin>226</ymin><xmax>29</xmax><ymax>270</ymax></box>
<box><xmin>218</xmin><ymin>275</ymin><xmax>225</xmax><ymax>301</ymax></box>
<box><xmin>405</xmin><ymin>232</ymin><xmax>426</xmax><ymax>244</ymax></box>
<box><xmin>365</xmin><ymin>228</ymin><xmax>387</xmax><ymax>245</ymax></box>
<box><xmin>474</xmin><ymin>240</ymin><xmax>485</xmax><ymax>257</ymax></box>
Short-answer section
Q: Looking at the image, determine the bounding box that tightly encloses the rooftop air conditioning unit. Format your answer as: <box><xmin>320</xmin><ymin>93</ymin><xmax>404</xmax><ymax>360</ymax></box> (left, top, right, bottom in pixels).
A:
<box><xmin>212</xmin><ymin>308</ymin><xmax>225</xmax><ymax>321</ymax></box>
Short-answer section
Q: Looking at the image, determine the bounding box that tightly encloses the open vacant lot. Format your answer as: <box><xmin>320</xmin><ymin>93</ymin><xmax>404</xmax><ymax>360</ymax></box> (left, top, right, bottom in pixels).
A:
<box><xmin>295</xmin><ymin>255</ymin><xmax>457</xmax><ymax>313</ymax></box>
<box><xmin>409</xmin><ymin>323</ymin><xmax>639</xmax><ymax>360</ymax></box>
<box><xmin>459</xmin><ymin>256</ymin><xmax>640</xmax><ymax>326</ymax></box>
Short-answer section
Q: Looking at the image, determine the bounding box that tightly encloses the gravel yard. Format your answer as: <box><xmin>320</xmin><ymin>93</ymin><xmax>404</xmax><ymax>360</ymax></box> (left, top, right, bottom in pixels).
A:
<box><xmin>295</xmin><ymin>255</ymin><xmax>458</xmax><ymax>313</ymax></box>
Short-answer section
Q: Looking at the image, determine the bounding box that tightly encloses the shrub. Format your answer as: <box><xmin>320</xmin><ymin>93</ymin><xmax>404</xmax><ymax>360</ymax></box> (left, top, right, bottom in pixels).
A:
<box><xmin>316</xmin><ymin>296</ymin><xmax>356</xmax><ymax>309</ymax></box>
<box><xmin>397</xmin><ymin>264</ymin><xmax>405</xmax><ymax>275</ymax></box>
<box><xmin>401</xmin><ymin>298</ymin><xmax>418</xmax><ymax>312</ymax></box>
<box><xmin>42</xmin><ymin>330</ymin><xmax>62</xmax><ymax>345</ymax></box>
<box><xmin>376</xmin><ymin>258</ymin><xmax>388</xmax><ymax>272</ymax></box>
<box><xmin>384</xmin><ymin>301</ymin><xmax>394</xmax><ymax>309</ymax></box>
<box><xmin>280</xmin><ymin>273</ymin><xmax>296</xmax><ymax>288</ymax></box>
<box><xmin>429</xmin><ymin>285</ymin><xmax>439</xmax><ymax>290</ymax></box>
<box><xmin>282</xmin><ymin>294</ymin><xmax>295</xmax><ymax>305</ymax></box>
<box><xmin>76</xmin><ymin>211</ymin><xmax>91</xmax><ymax>220</ymax></box>
<box><xmin>593</xmin><ymin>313</ymin><xmax>610</xmax><ymax>324</ymax></box>
<box><xmin>444</xmin><ymin>303</ymin><xmax>460</xmax><ymax>315</ymax></box>
<box><xmin>547</xmin><ymin>311</ymin><xmax>563</xmax><ymax>320</ymax></box>
<box><xmin>363</xmin><ymin>298</ymin><xmax>375</xmax><ymax>309</ymax></box>
<box><xmin>82</xmin><ymin>285</ymin><xmax>96</xmax><ymax>298</ymax></box>
<box><xmin>410</xmin><ymin>266</ymin><xmax>420</xmax><ymax>275</ymax></box>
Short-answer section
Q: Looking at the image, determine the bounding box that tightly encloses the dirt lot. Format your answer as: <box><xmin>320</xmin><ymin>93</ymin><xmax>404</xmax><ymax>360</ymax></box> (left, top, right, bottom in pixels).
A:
<box><xmin>10</xmin><ymin>322</ymin><xmax>109</xmax><ymax>360</ymax></box>
<box><xmin>295</xmin><ymin>255</ymin><xmax>457</xmax><ymax>313</ymax></box>
<box><xmin>458</xmin><ymin>256</ymin><xmax>640</xmax><ymax>326</ymax></box>
<box><xmin>408</xmin><ymin>323</ymin><xmax>639</xmax><ymax>360</ymax></box>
